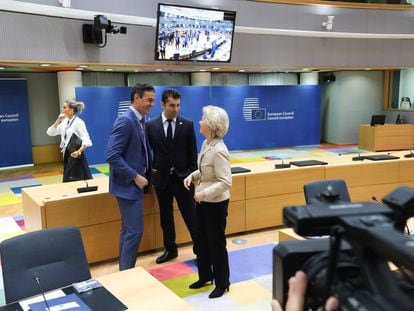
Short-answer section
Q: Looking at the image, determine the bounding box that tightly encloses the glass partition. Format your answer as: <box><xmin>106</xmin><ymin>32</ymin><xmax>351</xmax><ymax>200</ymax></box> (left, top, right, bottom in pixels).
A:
<box><xmin>387</xmin><ymin>70</ymin><xmax>414</xmax><ymax>110</ymax></box>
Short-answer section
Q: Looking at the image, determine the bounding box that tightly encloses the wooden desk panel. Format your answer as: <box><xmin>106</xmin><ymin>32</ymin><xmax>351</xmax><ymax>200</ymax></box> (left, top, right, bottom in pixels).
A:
<box><xmin>97</xmin><ymin>267</ymin><xmax>191</xmax><ymax>310</ymax></box>
<box><xmin>43</xmin><ymin>194</ymin><xmax>120</xmax><ymax>228</ymax></box>
<box><xmin>245</xmin><ymin>167</ymin><xmax>325</xmax><ymax>199</ymax></box>
<box><xmin>398</xmin><ymin>160</ymin><xmax>414</xmax><ymax>182</ymax></box>
<box><xmin>22</xmin><ymin>177</ymin><xmax>156</xmax><ymax>263</ymax></box>
<box><xmin>230</xmin><ymin>175</ymin><xmax>245</xmax><ymax>201</ymax></box>
<box><xmin>226</xmin><ymin>200</ymin><xmax>246</xmax><ymax>234</ymax></box>
<box><xmin>325</xmin><ymin>162</ymin><xmax>399</xmax><ymax>187</ymax></box>
<box><xmin>246</xmin><ymin>192</ymin><xmax>305</xmax><ymax>230</ymax></box>
<box><xmin>348</xmin><ymin>183</ymin><xmax>400</xmax><ymax>202</ymax></box>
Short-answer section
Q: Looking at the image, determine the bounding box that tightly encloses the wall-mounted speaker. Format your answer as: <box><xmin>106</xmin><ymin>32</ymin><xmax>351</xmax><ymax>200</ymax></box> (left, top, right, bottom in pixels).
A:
<box><xmin>323</xmin><ymin>74</ymin><xmax>336</xmax><ymax>83</ymax></box>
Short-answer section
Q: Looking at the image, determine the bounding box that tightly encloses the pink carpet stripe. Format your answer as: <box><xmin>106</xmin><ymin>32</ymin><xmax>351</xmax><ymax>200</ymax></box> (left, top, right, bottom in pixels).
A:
<box><xmin>147</xmin><ymin>262</ymin><xmax>196</xmax><ymax>282</ymax></box>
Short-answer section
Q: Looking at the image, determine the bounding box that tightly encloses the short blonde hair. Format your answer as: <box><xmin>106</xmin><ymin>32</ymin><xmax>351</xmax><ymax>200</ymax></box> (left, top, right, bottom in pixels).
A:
<box><xmin>202</xmin><ymin>105</ymin><xmax>229</xmax><ymax>138</ymax></box>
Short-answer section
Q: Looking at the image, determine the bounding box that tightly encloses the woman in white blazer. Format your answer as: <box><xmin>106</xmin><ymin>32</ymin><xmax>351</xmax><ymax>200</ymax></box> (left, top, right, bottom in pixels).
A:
<box><xmin>184</xmin><ymin>105</ymin><xmax>232</xmax><ymax>299</ymax></box>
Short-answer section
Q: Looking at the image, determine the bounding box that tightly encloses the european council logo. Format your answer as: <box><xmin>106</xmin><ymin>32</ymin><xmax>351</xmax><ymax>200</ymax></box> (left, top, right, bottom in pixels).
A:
<box><xmin>243</xmin><ymin>98</ymin><xmax>266</xmax><ymax>121</ymax></box>
<box><xmin>117</xmin><ymin>100</ymin><xmax>130</xmax><ymax>116</ymax></box>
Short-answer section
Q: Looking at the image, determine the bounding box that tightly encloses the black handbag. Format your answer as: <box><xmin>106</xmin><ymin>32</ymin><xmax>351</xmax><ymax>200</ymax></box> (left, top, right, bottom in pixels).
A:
<box><xmin>66</xmin><ymin>133</ymin><xmax>82</xmax><ymax>154</ymax></box>
<box><xmin>63</xmin><ymin>134</ymin><xmax>92</xmax><ymax>183</ymax></box>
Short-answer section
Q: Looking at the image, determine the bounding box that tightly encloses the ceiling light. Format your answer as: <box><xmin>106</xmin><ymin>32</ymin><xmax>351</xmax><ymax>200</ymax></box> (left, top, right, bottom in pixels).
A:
<box><xmin>78</xmin><ymin>65</ymin><xmax>89</xmax><ymax>68</ymax></box>
<box><xmin>155</xmin><ymin>69</ymin><xmax>163</xmax><ymax>72</ymax></box>
<box><xmin>212</xmin><ymin>67</ymin><xmax>220</xmax><ymax>70</ymax></box>
<box><xmin>105</xmin><ymin>68</ymin><xmax>113</xmax><ymax>71</ymax></box>
<box><xmin>199</xmin><ymin>69</ymin><xmax>207</xmax><ymax>72</ymax></box>
<box><xmin>238</xmin><ymin>69</ymin><xmax>246</xmax><ymax>72</ymax></box>
<box><xmin>0</xmin><ymin>67</ymin><xmax>5</xmax><ymax>70</ymax></box>
<box><xmin>39</xmin><ymin>63</ymin><xmax>51</xmax><ymax>67</ymax></box>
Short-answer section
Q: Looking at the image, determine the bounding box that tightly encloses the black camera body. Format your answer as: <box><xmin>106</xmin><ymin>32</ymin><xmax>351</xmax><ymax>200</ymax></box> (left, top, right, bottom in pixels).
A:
<box><xmin>273</xmin><ymin>186</ymin><xmax>414</xmax><ymax>311</ymax></box>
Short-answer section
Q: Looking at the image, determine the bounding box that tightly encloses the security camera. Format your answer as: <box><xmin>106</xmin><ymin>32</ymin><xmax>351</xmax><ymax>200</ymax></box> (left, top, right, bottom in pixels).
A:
<box><xmin>82</xmin><ymin>15</ymin><xmax>127</xmax><ymax>48</ymax></box>
<box><xmin>322</xmin><ymin>15</ymin><xmax>335</xmax><ymax>31</ymax></box>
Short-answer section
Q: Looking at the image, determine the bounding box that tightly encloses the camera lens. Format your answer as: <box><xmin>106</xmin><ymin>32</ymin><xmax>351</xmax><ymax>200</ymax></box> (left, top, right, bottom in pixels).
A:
<box><xmin>301</xmin><ymin>251</ymin><xmax>360</xmax><ymax>310</ymax></box>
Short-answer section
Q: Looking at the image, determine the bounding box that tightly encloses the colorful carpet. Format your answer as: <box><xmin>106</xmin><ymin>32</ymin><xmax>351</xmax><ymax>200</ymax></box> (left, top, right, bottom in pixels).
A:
<box><xmin>0</xmin><ymin>145</ymin><xmax>360</xmax><ymax>208</ymax></box>
<box><xmin>147</xmin><ymin>243</ymin><xmax>275</xmax><ymax>310</ymax></box>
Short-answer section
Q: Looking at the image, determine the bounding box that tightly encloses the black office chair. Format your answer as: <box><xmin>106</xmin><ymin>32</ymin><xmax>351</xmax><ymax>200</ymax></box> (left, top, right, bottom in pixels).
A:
<box><xmin>304</xmin><ymin>179</ymin><xmax>351</xmax><ymax>204</ymax></box>
<box><xmin>0</xmin><ymin>226</ymin><xmax>91</xmax><ymax>303</ymax></box>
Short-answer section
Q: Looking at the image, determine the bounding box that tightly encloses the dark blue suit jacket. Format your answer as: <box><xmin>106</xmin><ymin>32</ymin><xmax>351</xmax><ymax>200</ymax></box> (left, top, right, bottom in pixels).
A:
<box><xmin>146</xmin><ymin>115</ymin><xmax>197</xmax><ymax>189</ymax></box>
<box><xmin>106</xmin><ymin>108</ymin><xmax>149</xmax><ymax>200</ymax></box>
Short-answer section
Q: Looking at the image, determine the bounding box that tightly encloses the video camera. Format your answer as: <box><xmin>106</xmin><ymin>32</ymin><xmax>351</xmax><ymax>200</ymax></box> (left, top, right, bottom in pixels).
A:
<box><xmin>273</xmin><ymin>185</ymin><xmax>414</xmax><ymax>311</ymax></box>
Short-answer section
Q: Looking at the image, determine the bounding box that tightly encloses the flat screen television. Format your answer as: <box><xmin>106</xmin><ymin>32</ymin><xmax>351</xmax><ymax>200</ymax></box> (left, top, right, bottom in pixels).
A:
<box><xmin>370</xmin><ymin>114</ymin><xmax>386</xmax><ymax>126</ymax></box>
<box><xmin>154</xmin><ymin>3</ymin><xmax>236</xmax><ymax>62</ymax></box>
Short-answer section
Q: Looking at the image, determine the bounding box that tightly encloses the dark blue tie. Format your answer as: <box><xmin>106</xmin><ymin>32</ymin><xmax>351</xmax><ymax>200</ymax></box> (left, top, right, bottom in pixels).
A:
<box><xmin>166</xmin><ymin>119</ymin><xmax>173</xmax><ymax>146</ymax></box>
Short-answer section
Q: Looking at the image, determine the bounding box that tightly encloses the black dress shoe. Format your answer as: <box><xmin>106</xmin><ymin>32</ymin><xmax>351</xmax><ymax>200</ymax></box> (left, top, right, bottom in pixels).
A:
<box><xmin>208</xmin><ymin>286</ymin><xmax>230</xmax><ymax>299</ymax></box>
<box><xmin>156</xmin><ymin>250</ymin><xmax>178</xmax><ymax>264</ymax></box>
<box><xmin>188</xmin><ymin>279</ymin><xmax>212</xmax><ymax>289</ymax></box>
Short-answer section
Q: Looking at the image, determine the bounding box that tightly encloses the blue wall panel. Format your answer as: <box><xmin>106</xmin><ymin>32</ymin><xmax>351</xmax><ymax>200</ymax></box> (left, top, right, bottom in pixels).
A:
<box><xmin>76</xmin><ymin>85</ymin><xmax>321</xmax><ymax>165</ymax></box>
<box><xmin>0</xmin><ymin>79</ymin><xmax>32</xmax><ymax>168</ymax></box>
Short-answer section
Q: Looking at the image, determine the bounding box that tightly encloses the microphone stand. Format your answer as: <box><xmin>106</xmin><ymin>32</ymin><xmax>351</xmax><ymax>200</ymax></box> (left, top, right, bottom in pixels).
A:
<box><xmin>352</xmin><ymin>152</ymin><xmax>365</xmax><ymax>161</ymax></box>
<box><xmin>338</xmin><ymin>151</ymin><xmax>365</xmax><ymax>161</ymax></box>
<box><xmin>77</xmin><ymin>179</ymin><xmax>98</xmax><ymax>193</ymax></box>
<box><xmin>33</xmin><ymin>272</ymin><xmax>51</xmax><ymax>311</ymax></box>
<box><xmin>275</xmin><ymin>158</ymin><xmax>291</xmax><ymax>169</ymax></box>
<box><xmin>404</xmin><ymin>150</ymin><xmax>414</xmax><ymax>158</ymax></box>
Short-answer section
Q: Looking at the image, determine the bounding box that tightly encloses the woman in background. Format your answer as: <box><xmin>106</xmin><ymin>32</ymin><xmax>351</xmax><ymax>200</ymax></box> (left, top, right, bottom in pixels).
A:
<box><xmin>47</xmin><ymin>100</ymin><xmax>92</xmax><ymax>182</ymax></box>
<box><xmin>184</xmin><ymin>105</ymin><xmax>232</xmax><ymax>299</ymax></box>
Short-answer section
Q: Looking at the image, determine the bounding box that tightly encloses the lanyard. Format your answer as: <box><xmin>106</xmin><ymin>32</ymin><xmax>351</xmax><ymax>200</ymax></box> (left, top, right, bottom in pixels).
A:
<box><xmin>64</xmin><ymin>117</ymin><xmax>76</xmax><ymax>140</ymax></box>
<box><xmin>60</xmin><ymin>117</ymin><xmax>77</xmax><ymax>149</ymax></box>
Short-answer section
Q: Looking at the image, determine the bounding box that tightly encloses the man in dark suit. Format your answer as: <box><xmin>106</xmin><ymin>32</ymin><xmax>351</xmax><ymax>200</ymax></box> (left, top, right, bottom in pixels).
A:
<box><xmin>106</xmin><ymin>83</ymin><xmax>155</xmax><ymax>270</ymax></box>
<box><xmin>146</xmin><ymin>89</ymin><xmax>198</xmax><ymax>264</ymax></box>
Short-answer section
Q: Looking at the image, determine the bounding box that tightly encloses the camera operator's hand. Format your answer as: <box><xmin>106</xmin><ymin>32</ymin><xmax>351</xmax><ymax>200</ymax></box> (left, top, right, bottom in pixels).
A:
<box><xmin>271</xmin><ymin>271</ymin><xmax>339</xmax><ymax>311</ymax></box>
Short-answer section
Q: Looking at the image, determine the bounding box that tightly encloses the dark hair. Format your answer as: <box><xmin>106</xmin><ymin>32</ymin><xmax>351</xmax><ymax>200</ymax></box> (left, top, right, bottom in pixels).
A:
<box><xmin>162</xmin><ymin>89</ymin><xmax>181</xmax><ymax>103</ymax></box>
<box><xmin>130</xmin><ymin>83</ymin><xmax>155</xmax><ymax>103</ymax></box>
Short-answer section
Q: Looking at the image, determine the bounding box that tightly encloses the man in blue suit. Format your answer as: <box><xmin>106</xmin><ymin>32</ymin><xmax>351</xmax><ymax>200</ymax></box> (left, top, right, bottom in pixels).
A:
<box><xmin>146</xmin><ymin>89</ymin><xmax>198</xmax><ymax>264</ymax></box>
<box><xmin>106</xmin><ymin>83</ymin><xmax>155</xmax><ymax>270</ymax></box>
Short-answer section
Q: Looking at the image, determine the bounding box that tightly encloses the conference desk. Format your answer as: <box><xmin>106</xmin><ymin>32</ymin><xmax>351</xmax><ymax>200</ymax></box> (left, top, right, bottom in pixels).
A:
<box><xmin>22</xmin><ymin>150</ymin><xmax>414</xmax><ymax>263</ymax></box>
<box><xmin>358</xmin><ymin>124</ymin><xmax>414</xmax><ymax>151</ymax></box>
<box><xmin>0</xmin><ymin>267</ymin><xmax>191</xmax><ymax>310</ymax></box>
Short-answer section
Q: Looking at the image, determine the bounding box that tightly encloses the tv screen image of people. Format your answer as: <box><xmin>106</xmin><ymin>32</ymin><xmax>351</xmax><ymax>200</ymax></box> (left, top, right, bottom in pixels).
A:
<box><xmin>155</xmin><ymin>3</ymin><xmax>236</xmax><ymax>62</ymax></box>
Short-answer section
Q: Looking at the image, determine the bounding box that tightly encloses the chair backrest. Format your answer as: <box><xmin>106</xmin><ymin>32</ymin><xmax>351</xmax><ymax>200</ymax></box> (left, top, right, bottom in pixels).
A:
<box><xmin>0</xmin><ymin>226</ymin><xmax>91</xmax><ymax>303</ymax></box>
<box><xmin>304</xmin><ymin>179</ymin><xmax>351</xmax><ymax>204</ymax></box>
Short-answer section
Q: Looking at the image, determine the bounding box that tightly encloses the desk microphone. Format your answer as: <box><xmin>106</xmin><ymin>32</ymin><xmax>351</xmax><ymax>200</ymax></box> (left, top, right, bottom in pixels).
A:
<box><xmin>352</xmin><ymin>152</ymin><xmax>365</xmax><ymax>161</ymax></box>
<box><xmin>338</xmin><ymin>151</ymin><xmax>365</xmax><ymax>161</ymax></box>
<box><xmin>275</xmin><ymin>159</ymin><xmax>291</xmax><ymax>169</ymax></box>
<box><xmin>404</xmin><ymin>150</ymin><xmax>414</xmax><ymax>158</ymax></box>
<box><xmin>33</xmin><ymin>272</ymin><xmax>51</xmax><ymax>311</ymax></box>
<box><xmin>77</xmin><ymin>179</ymin><xmax>98</xmax><ymax>193</ymax></box>
<box><xmin>372</xmin><ymin>196</ymin><xmax>381</xmax><ymax>204</ymax></box>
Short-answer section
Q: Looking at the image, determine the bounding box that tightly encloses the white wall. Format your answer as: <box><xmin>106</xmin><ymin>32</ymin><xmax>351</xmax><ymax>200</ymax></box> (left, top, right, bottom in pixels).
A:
<box><xmin>323</xmin><ymin>71</ymin><xmax>384</xmax><ymax>144</ymax></box>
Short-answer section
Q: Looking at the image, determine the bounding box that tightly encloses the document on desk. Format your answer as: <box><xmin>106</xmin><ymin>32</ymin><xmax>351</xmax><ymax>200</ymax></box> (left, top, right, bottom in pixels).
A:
<box><xmin>28</xmin><ymin>293</ymin><xmax>91</xmax><ymax>311</ymax></box>
<box><xmin>19</xmin><ymin>290</ymin><xmax>65</xmax><ymax>311</ymax></box>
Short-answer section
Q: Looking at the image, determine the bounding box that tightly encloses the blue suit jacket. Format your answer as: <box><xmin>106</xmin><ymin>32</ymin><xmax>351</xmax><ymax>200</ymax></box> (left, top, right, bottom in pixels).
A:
<box><xmin>106</xmin><ymin>108</ymin><xmax>149</xmax><ymax>200</ymax></box>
